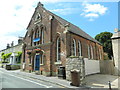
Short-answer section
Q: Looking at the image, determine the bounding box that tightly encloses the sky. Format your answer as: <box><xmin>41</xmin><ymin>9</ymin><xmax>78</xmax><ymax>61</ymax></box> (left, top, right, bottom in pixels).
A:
<box><xmin>0</xmin><ymin>0</ymin><xmax>118</xmax><ymax>50</ymax></box>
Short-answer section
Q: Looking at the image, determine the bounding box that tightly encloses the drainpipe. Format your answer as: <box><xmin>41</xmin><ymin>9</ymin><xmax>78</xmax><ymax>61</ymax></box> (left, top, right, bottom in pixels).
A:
<box><xmin>49</xmin><ymin>15</ymin><xmax>53</xmax><ymax>76</ymax></box>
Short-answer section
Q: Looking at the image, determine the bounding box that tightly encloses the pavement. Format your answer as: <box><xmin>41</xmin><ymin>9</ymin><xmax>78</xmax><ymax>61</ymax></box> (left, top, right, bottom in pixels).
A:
<box><xmin>0</xmin><ymin>68</ymin><xmax>119</xmax><ymax>89</ymax></box>
<box><xmin>85</xmin><ymin>74</ymin><xmax>119</xmax><ymax>89</ymax></box>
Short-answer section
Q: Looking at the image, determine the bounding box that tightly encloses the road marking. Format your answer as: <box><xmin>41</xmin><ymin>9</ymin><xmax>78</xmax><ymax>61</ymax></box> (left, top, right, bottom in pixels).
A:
<box><xmin>0</xmin><ymin>70</ymin><xmax>52</xmax><ymax>88</ymax></box>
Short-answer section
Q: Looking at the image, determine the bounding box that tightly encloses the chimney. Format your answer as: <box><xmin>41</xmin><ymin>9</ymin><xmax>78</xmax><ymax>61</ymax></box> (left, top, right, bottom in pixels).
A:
<box><xmin>114</xmin><ymin>28</ymin><xmax>118</xmax><ymax>33</ymax></box>
<box><xmin>18</xmin><ymin>37</ymin><xmax>23</xmax><ymax>44</ymax></box>
<box><xmin>11</xmin><ymin>41</ymin><xmax>14</xmax><ymax>47</ymax></box>
<box><xmin>6</xmin><ymin>43</ymin><xmax>10</xmax><ymax>49</ymax></box>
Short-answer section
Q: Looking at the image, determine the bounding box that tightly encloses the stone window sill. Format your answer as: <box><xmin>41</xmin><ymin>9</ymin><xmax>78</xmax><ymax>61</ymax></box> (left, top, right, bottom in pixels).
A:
<box><xmin>54</xmin><ymin>61</ymin><xmax>62</xmax><ymax>65</ymax></box>
<box><xmin>40</xmin><ymin>64</ymin><xmax>44</xmax><ymax>66</ymax></box>
<box><xmin>29</xmin><ymin>64</ymin><xmax>32</xmax><ymax>66</ymax></box>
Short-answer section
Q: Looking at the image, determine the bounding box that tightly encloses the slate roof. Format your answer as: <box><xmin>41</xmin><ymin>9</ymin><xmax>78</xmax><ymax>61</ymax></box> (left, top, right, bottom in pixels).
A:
<box><xmin>27</xmin><ymin>2</ymin><xmax>101</xmax><ymax>45</ymax></box>
<box><xmin>47</xmin><ymin>10</ymin><xmax>101</xmax><ymax>45</ymax></box>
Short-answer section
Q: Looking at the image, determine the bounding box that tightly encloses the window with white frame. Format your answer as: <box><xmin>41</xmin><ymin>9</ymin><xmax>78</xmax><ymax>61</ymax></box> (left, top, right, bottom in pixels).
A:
<box><xmin>37</xmin><ymin>30</ymin><xmax>40</xmax><ymax>38</ymax></box>
<box><xmin>78</xmin><ymin>41</ymin><xmax>82</xmax><ymax>56</ymax></box>
<box><xmin>32</xmin><ymin>27</ymin><xmax>41</xmax><ymax>46</ymax></box>
<box><xmin>41</xmin><ymin>29</ymin><xmax>44</xmax><ymax>44</ymax></box>
<box><xmin>99</xmin><ymin>49</ymin><xmax>102</xmax><ymax>60</ymax></box>
<box><xmin>88</xmin><ymin>45</ymin><xmax>91</xmax><ymax>59</ymax></box>
<box><xmin>56</xmin><ymin>37</ymin><xmax>61</xmax><ymax>62</ymax></box>
<box><xmin>90</xmin><ymin>45</ymin><xmax>94</xmax><ymax>59</ymax></box>
<box><xmin>72</xmin><ymin>39</ymin><xmax>76</xmax><ymax>56</ymax></box>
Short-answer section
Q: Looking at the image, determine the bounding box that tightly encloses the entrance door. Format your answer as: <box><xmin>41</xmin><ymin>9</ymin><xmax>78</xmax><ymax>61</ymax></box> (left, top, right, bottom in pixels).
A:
<box><xmin>34</xmin><ymin>54</ymin><xmax>40</xmax><ymax>71</ymax></box>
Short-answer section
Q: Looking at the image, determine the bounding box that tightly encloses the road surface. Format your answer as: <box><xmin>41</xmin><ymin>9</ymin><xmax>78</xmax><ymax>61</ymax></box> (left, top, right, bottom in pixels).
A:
<box><xmin>0</xmin><ymin>69</ymin><xmax>65</xmax><ymax>89</ymax></box>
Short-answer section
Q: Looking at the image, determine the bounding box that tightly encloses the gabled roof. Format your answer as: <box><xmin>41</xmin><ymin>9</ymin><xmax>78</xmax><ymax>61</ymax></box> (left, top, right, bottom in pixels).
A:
<box><xmin>27</xmin><ymin>2</ymin><xmax>101</xmax><ymax>45</ymax></box>
<box><xmin>47</xmin><ymin>10</ymin><xmax>101</xmax><ymax>44</ymax></box>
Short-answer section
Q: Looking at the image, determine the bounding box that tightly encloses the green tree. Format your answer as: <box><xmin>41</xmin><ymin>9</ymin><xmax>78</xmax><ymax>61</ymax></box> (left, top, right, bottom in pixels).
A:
<box><xmin>1</xmin><ymin>53</ymin><xmax>6</xmax><ymax>62</ymax></box>
<box><xmin>6</xmin><ymin>53</ymin><xmax>12</xmax><ymax>58</ymax></box>
<box><xmin>95</xmin><ymin>32</ymin><xmax>113</xmax><ymax>59</ymax></box>
<box><xmin>1</xmin><ymin>53</ymin><xmax>12</xmax><ymax>62</ymax></box>
<box><xmin>1</xmin><ymin>52</ymin><xmax>4</xmax><ymax>56</ymax></box>
<box><xmin>16</xmin><ymin>52</ymin><xmax>22</xmax><ymax>63</ymax></box>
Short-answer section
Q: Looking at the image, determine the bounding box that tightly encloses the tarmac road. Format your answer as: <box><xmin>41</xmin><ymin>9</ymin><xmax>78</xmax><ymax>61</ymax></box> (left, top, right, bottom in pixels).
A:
<box><xmin>0</xmin><ymin>70</ymin><xmax>65</xmax><ymax>89</ymax></box>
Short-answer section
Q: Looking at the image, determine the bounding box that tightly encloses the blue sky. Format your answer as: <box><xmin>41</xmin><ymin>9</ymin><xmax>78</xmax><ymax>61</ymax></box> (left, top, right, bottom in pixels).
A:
<box><xmin>0</xmin><ymin>0</ymin><xmax>118</xmax><ymax>50</ymax></box>
<box><xmin>44</xmin><ymin>2</ymin><xmax>118</xmax><ymax>37</ymax></box>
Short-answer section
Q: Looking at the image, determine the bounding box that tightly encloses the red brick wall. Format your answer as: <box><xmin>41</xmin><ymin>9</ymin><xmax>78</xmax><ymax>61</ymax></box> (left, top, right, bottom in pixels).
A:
<box><xmin>50</xmin><ymin>17</ymin><xmax>67</xmax><ymax>75</ymax></box>
<box><xmin>22</xmin><ymin>6</ymin><xmax>53</xmax><ymax>75</ymax></box>
<box><xmin>66</xmin><ymin>32</ymin><xmax>103</xmax><ymax>60</ymax></box>
<box><xmin>22</xmin><ymin>5</ymin><xmax>104</xmax><ymax>76</ymax></box>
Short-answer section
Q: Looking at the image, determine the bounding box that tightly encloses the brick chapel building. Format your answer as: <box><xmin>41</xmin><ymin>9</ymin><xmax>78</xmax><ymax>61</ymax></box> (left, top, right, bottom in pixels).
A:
<box><xmin>21</xmin><ymin>2</ymin><xmax>103</xmax><ymax>76</ymax></box>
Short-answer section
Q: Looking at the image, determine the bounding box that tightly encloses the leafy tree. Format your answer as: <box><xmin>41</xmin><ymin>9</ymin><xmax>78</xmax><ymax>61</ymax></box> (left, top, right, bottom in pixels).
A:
<box><xmin>1</xmin><ymin>53</ymin><xmax>12</xmax><ymax>62</ymax></box>
<box><xmin>1</xmin><ymin>52</ymin><xmax>4</xmax><ymax>56</ymax></box>
<box><xmin>16</xmin><ymin>51</ymin><xmax>22</xmax><ymax>63</ymax></box>
<box><xmin>95</xmin><ymin>32</ymin><xmax>113</xmax><ymax>59</ymax></box>
<box><xmin>6</xmin><ymin>53</ymin><xmax>12</xmax><ymax>58</ymax></box>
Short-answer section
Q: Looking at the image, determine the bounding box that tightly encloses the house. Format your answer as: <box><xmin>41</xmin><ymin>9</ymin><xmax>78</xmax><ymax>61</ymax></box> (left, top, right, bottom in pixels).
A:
<box><xmin>0</xmin><ymin>37</ymin><xmax>23</xmax><ymax>64</ymax></box>
<box><xmin>21</xmin><ymin>2</ymin><xmax>103</xmax><ymax>76</ymax></box>
<box><xmin>111</xmin><ymin>29</ymin><xmax>120</xmax><ymax>75</ymax></box>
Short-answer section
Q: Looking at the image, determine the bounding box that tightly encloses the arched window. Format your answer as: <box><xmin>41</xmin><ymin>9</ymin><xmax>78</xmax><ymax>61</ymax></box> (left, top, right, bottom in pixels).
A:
<box><xmin>99</xmin><ymin>49</ymin><xmax>102</xmax><ymax>60</ymax></box>
<box><xmin>37</xmin><ymin>30</ymin><xmax>40</xmax><ymax>38</ymax></box>
<box><xmin>32</xmin><ymin>31</ymin><xmax>35</xmax><ymax>46</ymax></box>
<box><xmin>72</xmin><ymin>39</ymin><xmax>76</xmax><ymax>56</ymax></box>
<box><xmin>78</xmin><ymin>41</ymin><xmax>82</xmax><ymax>56</ymax></box>
<box><xmin>88</xmin><ymin>45</ymin><xmax>90</xmax><ymax>59</ymax></box>
<box><xmin>41</xmin><ymin>29</ymin><xmax>44</xmax><ymax>44</ymax></box>
<box><xmin>35</xmin><ymin>13</ymin><xmax>41</xmax><ymax>21</ymax></box>
<box><xmin>56</xmin><ymin>37</ymin><xmax>61</xmax><ymax>62</ymax></box>
<box><xmin>33</xmin><ymin>27</ymin><xmax>40</xmax><ymax>46</ymax></box>
<box><xmin>37</xmin><ymin>30</ymin><xmax>40</xmax><ymax>45</ymax></box>
<box><xmin>90</xmin><ymin>45</ymin><xmax>94</xmax><ymax>59</ymax></box>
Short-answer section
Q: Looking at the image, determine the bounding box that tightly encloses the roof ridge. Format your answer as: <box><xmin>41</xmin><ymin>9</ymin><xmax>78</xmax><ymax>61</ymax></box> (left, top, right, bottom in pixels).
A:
<box><xmin>46</xmin><ymin>9</ymin><xmax>101</xmax><ymax>44</ymax></box>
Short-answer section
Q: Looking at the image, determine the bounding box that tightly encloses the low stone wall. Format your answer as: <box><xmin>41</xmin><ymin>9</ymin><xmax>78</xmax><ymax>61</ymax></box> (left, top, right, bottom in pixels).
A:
<box><xmin>66</xmin><ymin>57</ymin><xmax>101</xmax><ymax>81</ymax></box>
<box><xmin>66</xmin><ymin>57</ymin><xmax>84</xmax><ymax>81</ymax></box>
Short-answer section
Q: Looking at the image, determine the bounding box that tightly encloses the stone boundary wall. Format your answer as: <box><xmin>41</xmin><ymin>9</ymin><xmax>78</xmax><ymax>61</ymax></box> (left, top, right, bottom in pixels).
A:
<box><xmin>66</xmin><ymin>57</ymin><xmax>83</xmax><ymax>81</ymax></box>
<box><xmin>66</xmin><ymin>57</ymin><xmax>101</xmax><ymax>81</ymax></box>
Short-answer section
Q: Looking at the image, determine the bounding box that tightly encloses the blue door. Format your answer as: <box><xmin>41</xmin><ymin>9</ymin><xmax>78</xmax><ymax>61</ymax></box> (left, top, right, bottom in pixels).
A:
<box><xmin>35</xmin><ymin>55</ymin><xmax>40</xmax><ymax>71</ymax></box>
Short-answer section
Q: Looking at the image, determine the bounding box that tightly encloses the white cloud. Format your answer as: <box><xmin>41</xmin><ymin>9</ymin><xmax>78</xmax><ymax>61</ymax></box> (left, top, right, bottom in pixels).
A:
<box><xmin>0</xmin><ymin>0</ymin><xmax>65</xmax><ymax>50</ymax></box>
<box><xmin>0</xmin><ymin>0</ymin><xmax>41</xmax><ymax>50</ymax></box>
<box><xmin>81</xmin><ymin>2</ymin><xmax>108</xmax><ymax>21</ymax></box>
<box><xmin>50</xmin><ymin>8</ymin><xmax>79</xmax><ymax>15</ymax></box>
<box><xmin>0</xmin><ymin>35</ymin><xmax>19</xmax><ymax>50</ymax></box>
<box><xmin>85</xmin><ymin>13</ymin><xmax>99</xmax><ymax>18</ymax></box>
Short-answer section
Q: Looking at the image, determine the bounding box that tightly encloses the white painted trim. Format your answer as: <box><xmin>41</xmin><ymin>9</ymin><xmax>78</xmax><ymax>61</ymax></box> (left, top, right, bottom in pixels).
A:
<box><xmin>41</xmin><ymin>29</ymin><xmax>44</xmax><ymax>44</ymax></box>
<box><xmin>54</xmin><ymin>61</ymin><xmax>62</xmax><ymax>65</ymax></box>
<box><xmin>90</xmin><ymin>45</ymin><xmax>94</xmax><ymax>59</ymax></box>
<box><xmin>73</xmin><ymin>39</ymin><xmax>76</xmax><ymax>56</ymax></box>
<box><xmin>88</xmin><ymin>45</ymin><xmax>90</xmax><ymax>59</ymax></box>
<box><xmin>78</xmin><ymin>41</ymin><xmax>82</xmax><ymax>56</ymax></box>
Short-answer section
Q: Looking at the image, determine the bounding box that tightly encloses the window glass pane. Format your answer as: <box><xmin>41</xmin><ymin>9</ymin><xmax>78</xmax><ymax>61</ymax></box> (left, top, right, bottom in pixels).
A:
<box><xmin>56</xmin><ymin>37</ymin><xmax>61</xmax><ymax>61</ymax></box>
